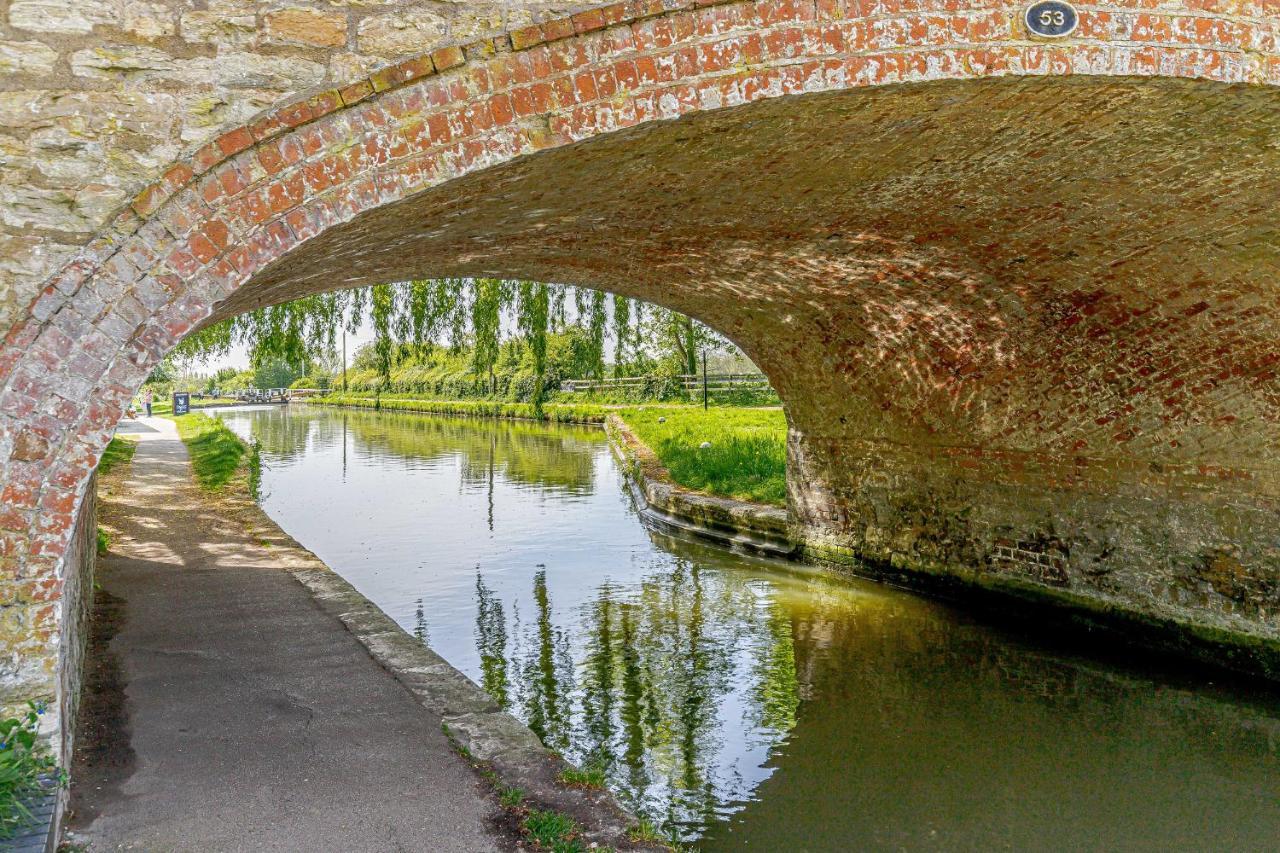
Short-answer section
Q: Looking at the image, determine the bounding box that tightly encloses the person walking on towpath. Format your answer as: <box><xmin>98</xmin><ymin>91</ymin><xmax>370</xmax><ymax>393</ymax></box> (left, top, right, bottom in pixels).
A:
<box><xmin>143</xmin><ymin>388</ymin><xmax>153</xmax><ymax>417</ymax></box>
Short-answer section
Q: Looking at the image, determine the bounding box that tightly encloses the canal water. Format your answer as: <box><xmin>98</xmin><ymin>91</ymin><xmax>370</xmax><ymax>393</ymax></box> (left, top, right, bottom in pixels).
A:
<box><xmin>215</xmin><ymin>404</ymin><xmax>1280</xmax><ymax>850</ymax></box>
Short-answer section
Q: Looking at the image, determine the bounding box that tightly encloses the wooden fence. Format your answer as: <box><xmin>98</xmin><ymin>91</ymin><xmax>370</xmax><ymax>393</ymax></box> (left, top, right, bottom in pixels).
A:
<box><xmin>559</xmin><ymin>373</ymin><xmax>775</xmax><ymax>394</ymax></box>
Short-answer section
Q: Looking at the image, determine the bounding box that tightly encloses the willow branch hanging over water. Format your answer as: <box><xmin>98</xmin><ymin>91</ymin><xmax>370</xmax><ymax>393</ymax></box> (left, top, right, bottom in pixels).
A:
<box><xmin>174</xmin><ymin>279</ymin><xmax>730</xmax><ymax>409</ymax></box>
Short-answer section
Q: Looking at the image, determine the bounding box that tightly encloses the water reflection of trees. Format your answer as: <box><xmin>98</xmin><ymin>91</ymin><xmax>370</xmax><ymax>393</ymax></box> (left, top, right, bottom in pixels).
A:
<box><xmin>220</xmin><ymin>406</ymin><xmax>316</xmax><ymax>463</ymax></box>
<box><xmin>472</xmin><ymin>559</ymin><xmax>802</xmax><ymax>837</ymax></box>
<box><xmin>349</xmin><ymin>408</ymin><xmax>601</xmax><ymax>494</ymax></box>
<box><xmin>229</xmin><ymin>405</ymin><xmax>604</xmax><ymax>494</ymax></box>
<box><xmin>470</xmin><ymin>545</ymin><xmax>1280</xmax><ymax>844</ymax></box>
<box><xmin>230</xmin><ymin>407</ymin><xmax>1280</xmax><ymax>846</ymax></box>
<box><xmin>474</xmin><ymin>575</ymin><xmax>509</xmax><ymax>710</ymax></box>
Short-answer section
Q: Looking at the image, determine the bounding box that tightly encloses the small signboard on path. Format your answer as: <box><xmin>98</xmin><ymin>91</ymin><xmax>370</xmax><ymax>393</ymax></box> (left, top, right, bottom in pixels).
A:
<box><xmin>172</xmin><ymin>392</ymin><xmax>190</xmax><ymax>416</ymax></box>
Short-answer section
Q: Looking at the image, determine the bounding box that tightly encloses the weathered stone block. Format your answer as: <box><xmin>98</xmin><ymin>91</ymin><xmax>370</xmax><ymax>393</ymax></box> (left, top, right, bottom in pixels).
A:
<box><xmin>179</xmin><ymin>5</ymin><xmax>256</xmax><ymax>46</ymax></box>
<box><xmin>123</xmin><ymin>1</ymin><xmax>175</xmax><ymax>40</ymax></box>
<box><xmin>357</xmin><ymin>8</ymin><xmax>448</xmax><ymax>57</ymax></box>
<box><xmin>0</xmin><ymin>41</ymin><xmax>58</xmax><ymax>75</ymax></box>
<box><xmin>8</xmin><ymin>0</ymin><xmax>117</xmax><ymax>34</ymax></box>
<box><xmin>264</xmin><ymin>8</ymin><xmax>349</xmax><ymax>48</ymax></box>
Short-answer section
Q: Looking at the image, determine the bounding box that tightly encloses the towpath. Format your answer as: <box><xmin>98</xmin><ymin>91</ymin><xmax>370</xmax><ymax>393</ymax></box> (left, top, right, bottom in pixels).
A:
<box><xmin>68</xmin><ymin>416</ymin><xmax>509</xmax><ymax>852</ymax></box>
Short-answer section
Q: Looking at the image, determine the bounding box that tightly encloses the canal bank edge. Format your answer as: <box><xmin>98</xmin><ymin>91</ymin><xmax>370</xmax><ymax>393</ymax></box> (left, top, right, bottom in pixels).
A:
<box><xmin>603</xmin><ymin>416</ymin><xmax>1280</xmax><ymax>683</ymax></box>
<box><xmin>188</xmin><ymin>426</ymin><xmax>662</xmax><ymax>851</ymax></box>
<box><xmin>604</xmin><ymin>415</ymin><xmax>795</xmax><ymax>559</ymax></box>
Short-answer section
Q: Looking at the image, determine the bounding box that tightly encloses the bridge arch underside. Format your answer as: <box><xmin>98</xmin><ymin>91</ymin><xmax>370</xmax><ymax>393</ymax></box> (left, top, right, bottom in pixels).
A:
<box><xmin>6</xmin><ymin>65</ymin><xmax>1280</xmax><ymax>734</ymax></box>
<box><xmin>228</xmin><ymin>74</ymin><xmax>1280</xmax><ymax>667</ymax></box>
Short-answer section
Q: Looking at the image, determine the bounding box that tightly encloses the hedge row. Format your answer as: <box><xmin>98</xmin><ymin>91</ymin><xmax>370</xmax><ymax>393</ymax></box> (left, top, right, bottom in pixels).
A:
<box><xmin>308</xmin><ymin>394</ymin><xmax>609</xmax><ymax>424</ymax></box>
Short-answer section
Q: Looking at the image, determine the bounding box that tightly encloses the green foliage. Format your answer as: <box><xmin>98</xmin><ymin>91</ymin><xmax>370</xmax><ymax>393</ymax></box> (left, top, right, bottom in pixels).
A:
<box><xmin>213</xmin><ymin>366</ymin><xmax>240</xmax><ymax>385</ymax></box>
<box><xmin>611</xmin><ymin>294</ymin><xmax>630</xmax><ymax>377</ymax></box>
<box><xmin>498</xmin><ymin>786</ymin><xmax>525</xmax><ymax>808</ymax></box>
<box><xmin>522</xmin><ymin>808</ymin><xmax>582</xmax><ymax>852</ymax></box>
<box><xmin>97</xmin><ymin>436</ymin><xmax>136</xmax><ymax>477</ymax></box>
<box><xmin>369</xmin><ymin>282</ymin><xmax>397</xmax><ymax>380</ymax></box>
<box><xmin>557</xmin><ymin>763</ymin><xmax>607</xmax><ymax>789</ymax></box>
<box><xmin>518</xmin><ymin>281</ymin><xmax>551</xmax><ymax>411</ymax></box>
<box><xmin>628</xmin><ymin>818</ymin><xmax>665</xmax><ymax>843</ymax></box>
<box><xmin>0</xmin><ymin>704</ymin><xmax>57</xmax><ymax>840</ymax></box>
<box><xmin>470</xmin><ymin>278</ymin><xmax>504</xmax><ymax>391</ymax></box>
<box><xmin>290</xmin><ymin>374</ymin><xmax>330</xmax><ymax>390</ymax></box>
<box><xmin>95</xmin><ymin>527</ymin><xmax>110</xmax><ymax>556</ymax></box>
<box><xmin>586</xmin><ymin>290</ymin><xmax>607</xmax><ymax>380</ymax></box>
<box><xmin>341</xmin><ymin>325</ymin><xmax>707</xmax><ymax>405</ymax></box>
<box><xmin>619</xmin><ymin>407</ymin><xmax>788</xmax><ymax>505</ymax></box>
<box><xmin>627</xmin><ymin>819</ymin><xmax>691</xmax><ymax>852</ymax></box>
<box><xmin>147</xmin><ymin>358</ymin><xmax>176</xmax><ymax>386</ymax></box>
<box><xmin>357</xmin><ymin>301</ymin><xmax>757</xmax><ymax>406</ymax></box>
<box><xmin>169</xmin><ymin>278</ymin><xmax>742</xmax><ymax>414</ymax></box>
<box><xmin>252</xmin><ymin>357</ymin><xmax>302</xmax><ymax>390</ymax></box>
<box><xmin>171</xmin><ymin>413</ymin><xmax>252</xmax><ymax>492</ymax></box>
<box><xmin>310</xmin><ymin>394</ymin><xmax>608</xmax><ymax>425</ymax></box>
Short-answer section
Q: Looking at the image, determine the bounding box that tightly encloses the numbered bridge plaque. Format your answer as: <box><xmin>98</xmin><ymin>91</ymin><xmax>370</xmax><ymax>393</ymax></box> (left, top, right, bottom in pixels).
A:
<box><xmin>1024</xmin><ymin>0</ymin><xmax>1078</xmax><ymax>37</ymax></box>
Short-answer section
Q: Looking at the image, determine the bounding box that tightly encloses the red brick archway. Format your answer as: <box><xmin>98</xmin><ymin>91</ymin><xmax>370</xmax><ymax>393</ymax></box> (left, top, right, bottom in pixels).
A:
<box><xmin>4</xmin><ymin>0</ymin><xmax>1280</xmax><ymax>737</ymax></box>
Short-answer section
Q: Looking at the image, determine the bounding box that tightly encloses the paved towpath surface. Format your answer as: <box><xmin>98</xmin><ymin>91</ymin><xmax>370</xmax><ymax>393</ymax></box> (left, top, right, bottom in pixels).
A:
<box><xmin>69</xmin><ymin>416</ymin><xmax>509</xmax><ymax>852</ymax></box>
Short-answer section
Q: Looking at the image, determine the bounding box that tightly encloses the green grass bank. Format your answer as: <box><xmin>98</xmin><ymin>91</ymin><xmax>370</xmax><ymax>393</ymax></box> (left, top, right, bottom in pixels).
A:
<box><xmin>96</xmin><ymin>435</ymin><xmax>139</xmax><ymax>555</ymax></box>
<box><xmin>615</xmin><ymin>408</ymin><xmax>787</xmax><ymax>506</ymax></box>
<box><xmin>170</xmin><ymin>412</ymin><xmax>260</xmax><ymax>496</ymax></box>
<box><xmin>98</xmin><ymin>435</ymin><xmax>136</xmax><ymax>477</ymax></box>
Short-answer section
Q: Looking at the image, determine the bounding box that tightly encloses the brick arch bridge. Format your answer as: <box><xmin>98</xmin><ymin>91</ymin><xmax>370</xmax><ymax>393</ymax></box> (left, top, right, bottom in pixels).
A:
<box><xmin>4</xmin><ymin>0</ymin><xmax>1280</xmax><ymax>750</ymax></box>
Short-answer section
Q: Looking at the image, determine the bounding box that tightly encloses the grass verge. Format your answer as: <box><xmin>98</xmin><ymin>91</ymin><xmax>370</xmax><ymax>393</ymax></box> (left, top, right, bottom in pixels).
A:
<box><xmin>523</xmin><ymin>808</ymin><xmax>583</xmax><ymax>852</ymax></box>
<box><xmin>617</xmin><ymin>407</ymin><xmax>787</xmax><ymax>506</ymax></box>
<box><xmin>171</xmin><ymin>412</ymin><xmax>257</xmax><ymax>493</ymax></box>
<box><xmin>97</xmin><ymin>436</ymin><xmax>136</xmax><ymax>477</ymax></box>
<box><xmin>441</xmin><ymin>723</ymin><xmax>658</xmax><ymax>853</ymax></box>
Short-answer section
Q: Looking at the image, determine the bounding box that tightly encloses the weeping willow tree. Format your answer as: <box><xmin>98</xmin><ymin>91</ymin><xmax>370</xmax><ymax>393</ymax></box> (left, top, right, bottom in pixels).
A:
<box><xmin>470</xmin><ymin>279</ymin><xmax>505</xmax><ymax>394</ymax></box>
<box><xmin>173</xmin><ymin>279</ymin><xmax>729</xmax><ymax>410</ymax></box>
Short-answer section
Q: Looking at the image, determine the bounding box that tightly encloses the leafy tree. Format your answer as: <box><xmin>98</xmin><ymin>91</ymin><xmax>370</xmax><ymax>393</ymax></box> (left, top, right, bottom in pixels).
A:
<box><xmin>644</xmin><ymin>307</ymin><xmax>726</xmax><ymax>375</ymax></box>
<box><xmin>147</xmin><ymin>358</ymin><xmax>176</xmax><ymax>386</ymax></box>
<box><xmin>471</xmin><ymin>279</ymin><xmax>504</xmax><ymax>393</ymax></box>
<box><xmin>253</xmin><ymin>358</ymin><xmax>301</xmax><ymax>389</ymax></box>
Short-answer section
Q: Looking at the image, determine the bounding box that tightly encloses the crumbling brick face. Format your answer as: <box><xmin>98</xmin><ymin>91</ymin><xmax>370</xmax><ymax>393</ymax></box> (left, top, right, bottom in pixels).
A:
<box><xmin>2</xmin><ymin>0</ymin><xmax>1280</xmax><ymax>738</ymax></box>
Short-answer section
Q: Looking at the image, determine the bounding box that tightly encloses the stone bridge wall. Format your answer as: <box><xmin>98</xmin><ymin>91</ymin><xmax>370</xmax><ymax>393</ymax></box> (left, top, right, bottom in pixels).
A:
<box><xmin>2</xmin><ymin>0</ymin><xmax>1280</xmax><ymax>750</ymax></box>
<box><xmin>1</xmin><ymin>0</ymin><xmax>591</xmax><ymax>326</ymax></box>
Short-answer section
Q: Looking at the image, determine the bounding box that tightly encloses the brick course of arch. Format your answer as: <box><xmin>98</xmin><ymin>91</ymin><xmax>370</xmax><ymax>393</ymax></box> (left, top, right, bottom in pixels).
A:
<box><xmin>4</xmin><ymin>0</ymin><xmax>1280</xmax><ymax>751</ymax></box>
